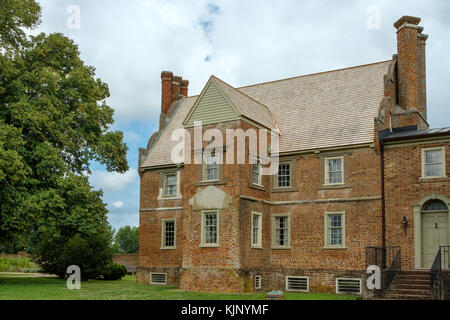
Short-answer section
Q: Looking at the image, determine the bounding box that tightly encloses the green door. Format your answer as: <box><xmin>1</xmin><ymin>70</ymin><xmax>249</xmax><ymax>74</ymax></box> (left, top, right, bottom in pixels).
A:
<box><xmin>422</xmin><ymin>213</ymin><xmax>448</xmax><ymax>268</ymax></box>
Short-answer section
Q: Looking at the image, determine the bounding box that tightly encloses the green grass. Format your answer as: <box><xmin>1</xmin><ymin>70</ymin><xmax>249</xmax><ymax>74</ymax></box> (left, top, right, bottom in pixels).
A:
<box><xmin>0</xmin><ymin>275</ymin><xmax>357</xmax><ymax>300</ymax></box>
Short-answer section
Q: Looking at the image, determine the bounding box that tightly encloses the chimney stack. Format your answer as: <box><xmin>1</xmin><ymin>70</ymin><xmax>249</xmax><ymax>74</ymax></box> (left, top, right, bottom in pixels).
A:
<box><xmin>180</xmin><ymin>79</ymin><xmax>190</xmax><ymax>97</ymax></box>
<box><xmin>394</xmin><ymin>16</ymin><xmax>428</xmax><ymax>120</ymax></box>
<box><xmin>161</xmin><ymin>71</ymin><xmax>173</xmax><ymax>115</ymax></box>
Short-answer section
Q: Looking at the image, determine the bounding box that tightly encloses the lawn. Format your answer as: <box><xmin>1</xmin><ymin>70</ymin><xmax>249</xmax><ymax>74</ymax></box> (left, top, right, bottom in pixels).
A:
<box><xmin>0</xmin><ymin>275</ymin><xmax>357</xmax><ymax>300</ymax></box>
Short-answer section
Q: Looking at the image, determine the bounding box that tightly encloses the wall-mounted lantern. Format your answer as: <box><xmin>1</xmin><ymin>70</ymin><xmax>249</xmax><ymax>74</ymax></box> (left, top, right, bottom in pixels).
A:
<box><xmin>402</xmin><ymin>216</ymin><xmax>408</xmax><ymax>232</ymax></box>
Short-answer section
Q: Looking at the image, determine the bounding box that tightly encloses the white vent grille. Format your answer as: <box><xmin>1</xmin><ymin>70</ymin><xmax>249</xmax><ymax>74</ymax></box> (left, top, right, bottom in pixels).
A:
<box><xmin>285</xmin><ymin>276</ymin><xmax>309</xmax><ymax>292</ymax></box>
<box><xmin>336</xmin><ymin>278</ymin><xmax>361</xmax><ymax>295</ymax></box>
<box><xmin>150</xmin><ymin>273</ymin><xmax>167</xmax><ymax>285</ymax></box>
<box><xmin>254</xmin><ymin>275</ymin><xmax>262</xmax><ymax>290</ymax></box>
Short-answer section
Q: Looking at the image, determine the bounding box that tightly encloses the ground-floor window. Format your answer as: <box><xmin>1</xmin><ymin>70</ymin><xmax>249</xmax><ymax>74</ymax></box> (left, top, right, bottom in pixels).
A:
<box><xmin>201</xmin><ymin>211</ymin><xmax>219</xmax><ymax>247</ymax></box>
<box><xmin>324</xmin><ymin>212</ymin><xmax>346</xmax><ymax>248</ymax></box>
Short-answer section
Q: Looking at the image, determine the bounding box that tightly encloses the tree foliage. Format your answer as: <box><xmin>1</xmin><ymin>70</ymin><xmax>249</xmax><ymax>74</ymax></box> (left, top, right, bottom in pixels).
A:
<box><xmin>0</xmin><ymin>0</ymin><xmax>129</xmax><ymax>280</ymax></box>
<box><xmin>114</xmin><ymin>226</ymin><xmax>139</xmax><ymax>254</ymax></box>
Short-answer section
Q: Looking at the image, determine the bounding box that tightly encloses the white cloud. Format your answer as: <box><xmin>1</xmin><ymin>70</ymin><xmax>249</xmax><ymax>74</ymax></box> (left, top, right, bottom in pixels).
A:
<box><xmin>112</xmin><ymin>201</ymin><xmax>124</xmax><ymax>209</ymax></box>
<box><xmin>89</xmin><ymin>169</ymin><xmax>139</xmax><ymax>192</ymax></box>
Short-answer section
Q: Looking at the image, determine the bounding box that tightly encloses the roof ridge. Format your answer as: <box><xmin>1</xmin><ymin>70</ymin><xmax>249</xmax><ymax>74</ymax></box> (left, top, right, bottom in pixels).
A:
<box><xmin>237</xmin><ymin>60</ymin><xmax>393</xmax><ymax>90</ymax></box>
<box><xmin>211</xmin><ymin>76</ymin><xmax>281</xmax><ymax>133</ymax></box>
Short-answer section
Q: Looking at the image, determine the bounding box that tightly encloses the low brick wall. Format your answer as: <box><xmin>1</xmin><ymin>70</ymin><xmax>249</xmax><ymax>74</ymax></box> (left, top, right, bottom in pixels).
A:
<box><xmin>112</xmin><ymin>254</ymin><xmax>138</xmax><ymax>275</ymax></box>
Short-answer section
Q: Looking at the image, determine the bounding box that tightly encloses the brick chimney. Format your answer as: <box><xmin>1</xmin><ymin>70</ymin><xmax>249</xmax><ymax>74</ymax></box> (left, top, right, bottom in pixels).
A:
<box><xmin>159</xmin><ymin>71</ymin><xmax>189</xmax><ymax>130</ymax></box>
<box><xmin>161</xmin><ymin>71</ymin><xmax>173</xmax><ymax>115</ymax></box>
<box><xmin>180</xmin><ymin>79</ymin><xmax>190</xmax><ymax>97</ymax></box>
<box><xmin>394</xmin><ymin>16</ymin><xmax>428</xmax><ymax>120</ymax></box>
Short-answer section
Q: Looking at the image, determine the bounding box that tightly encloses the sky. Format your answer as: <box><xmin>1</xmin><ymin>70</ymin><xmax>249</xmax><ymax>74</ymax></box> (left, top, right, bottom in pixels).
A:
<box><xmin>33</xmin><ymin>0</ymin><xmax>450</xmax><ymax>230</ymax></box>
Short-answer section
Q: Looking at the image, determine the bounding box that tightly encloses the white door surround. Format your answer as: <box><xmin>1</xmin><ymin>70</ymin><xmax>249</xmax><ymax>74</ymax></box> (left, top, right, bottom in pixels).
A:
<box><xmin>413</xmin><ymin>194</ymin><xmax>450</xmax><ymax>269</ymax></box>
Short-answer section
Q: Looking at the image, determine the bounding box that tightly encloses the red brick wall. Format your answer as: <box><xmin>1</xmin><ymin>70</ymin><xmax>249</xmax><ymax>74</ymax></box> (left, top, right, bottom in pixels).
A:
<box><xmin>384</xmin><ymin>141</ymin><xmax>450</xmax><ymax>270</ymax></box>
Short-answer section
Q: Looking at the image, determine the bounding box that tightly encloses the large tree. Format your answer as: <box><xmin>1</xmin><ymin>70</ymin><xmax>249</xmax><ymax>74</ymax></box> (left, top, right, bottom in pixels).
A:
<box><xmin>0</xmin><ymin>0</ymin><xmax>129</xmax><ymax>278</ymax></box>
<box><xmin>114</xmin><ymin>226</ymin><xmax>139</xmax><ymax>254</ymax></box>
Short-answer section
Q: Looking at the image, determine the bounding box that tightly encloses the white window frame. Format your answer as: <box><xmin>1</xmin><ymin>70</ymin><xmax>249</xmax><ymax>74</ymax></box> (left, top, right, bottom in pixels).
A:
<box><xmin>324</xmin><ymin>211</ymin><xmax>346</xmax><ymax>249</ymax></box>
<box><xmin>163</xmin><ymin>172</ymin><xmax>177</xmax><ymax>197</ymax></box>
<box><xmin>276</xmin><ymin>162</ymin><xmax>292</xmax><ymax>188</ymax></box>
<box><xmin>421</xmin><ymin>147</ymin><xmax>446</xmax><ymax>179</ymax></box>
<box><xmin>324</xmin><ymin>156</ymin><xmax>345</xmax><ymax>186</ymax></box>
<box><xmin>200</xmin><ymin>210</ymin><xmax>220</xmax><ymax>248</ymax></box>
<box><xmin>161</xmin><ymin>218</ymin><xmax>176</xmax><ymax>250</ymax></box>
<box><xmin>271</xmin><ymin>214</ymin><xmax>291</xmax><ymax>249</ymax></box>
<box><xmin>251</xmin><ymin>212</ymin><xmax>263</xmax><ymax>249</ymax></box>
<box><xmin>202</xmin><ymin>151</ymin><xmax>220</xmax><ymax>182</ymax></box>
<box><xmin>158</xmin><ymin>171</ymin><xmax>181</xmax><ymax>200</ymax></box>
<box><xmin>252</xmin><ymin>161</ymin><xmax>263</xmax><ymax>187</ymax></box>
<box><xmin>335</xmin><ymin>278</ymin><xmax>362</xmax><ymax>295</ymax></box>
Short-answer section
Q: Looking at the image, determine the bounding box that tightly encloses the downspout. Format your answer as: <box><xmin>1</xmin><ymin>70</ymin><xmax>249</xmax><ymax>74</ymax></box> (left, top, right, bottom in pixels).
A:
<box><xmin>380</xmin><ymin>137</ymin><xmax>386</xmax><ymax>269</ymax></box>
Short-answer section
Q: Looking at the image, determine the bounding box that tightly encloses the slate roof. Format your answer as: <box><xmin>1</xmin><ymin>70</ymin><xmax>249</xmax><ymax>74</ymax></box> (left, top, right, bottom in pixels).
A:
<box><xmin>141</xmin><ymin>60</ymin><xmax>393</xmax><ymax>168</ymax></box>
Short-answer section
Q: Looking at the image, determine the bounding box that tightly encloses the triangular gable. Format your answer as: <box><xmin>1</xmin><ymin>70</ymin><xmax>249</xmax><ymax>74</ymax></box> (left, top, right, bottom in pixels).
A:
<box><xmin>183</xmin><ymin>77</ymin><xmax>240</xmax><ymax>127</ymax></box>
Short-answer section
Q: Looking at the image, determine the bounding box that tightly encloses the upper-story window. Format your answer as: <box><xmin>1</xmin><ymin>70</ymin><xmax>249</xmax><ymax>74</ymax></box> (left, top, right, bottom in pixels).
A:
<box><xmin>325</xmin><ymin>157</ymin><xmax>344</xmax><ymax>185</ymax></box>
<box><xmin>252</xmin><ymin>161</ymin><xmax>263</xmax><ymax>186</ymax></box>
<box><xmin>203</xmin><ymin>151</ymin><xmax>219</xmax><ymax>182</ymax></box>
<box><xmin>277</xmin><ymin>163</ymin><xmax>291</xmax><ymax>188</ymax></box>
<box><xmin>164</xmin><ymin>173</ymin><xmax>177</xmax><ymax>197</ymax></box>
<box><xmin>422</xmin><ymin>147</ymin><xmax>446</xmax><ymax>179</ymax></box>
<box><xmin>201</xmin><ymin>211</ymin><xmax>219</xmax><ymax>247</ymax></box>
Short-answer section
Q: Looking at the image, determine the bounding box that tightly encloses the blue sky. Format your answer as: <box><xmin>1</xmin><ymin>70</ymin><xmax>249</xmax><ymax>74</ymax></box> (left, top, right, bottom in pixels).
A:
<box><xmin>33</xmin><ymin>0</ymin><xmax>450</xmax><ymax>230</ymax></box>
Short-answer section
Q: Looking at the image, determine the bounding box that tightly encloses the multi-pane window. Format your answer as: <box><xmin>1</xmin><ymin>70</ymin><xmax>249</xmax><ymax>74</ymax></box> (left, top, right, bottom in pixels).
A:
<box><xmin>277</xmin><ymin>163</ymin><xmax>291</xmax><ymax>188</ymax></box>
<box><xmin>423</xmin><ymin>148</ymin><xmax>444</xmax><ymax>178</ymax></box>
<box><xmin>252</xmin><ymin>212</ymin><xmax>262</xmax><ymax>248</ymax></box>
<box><xmin>252</xmin><ymin>161</ymin><xmax>263</xmax><ymax>186</ymax></box>
<box><xmin>325</xmin><ymin>213</ymin><xmax>345</xmax><ymax>248</ymax></box>
<box><xmin>274</xmin><ymin>216</ymin><xmax>289</xmax><ymax>247</ymax></box>
<box><xmin>164</xmin><ymin>173</ymin><xmax>177</xmax><ymax>196</ymax></box>
<box><xmin>162</xmin><ymin>219</ymin><xmax>176</xmax><ymax>249</ymax></box>
<box><xmin>325</xmin><ymin>157</ymin><xmax>344</xmax><ymax>185</ymax></box>
<box><xmin>203</xmin><ymin>152</ymin><xmax>219</xmax><ymax>181</ymax></box>
<box><xmin>202</xmin><ymin>212</ymin><xmax>219</xmax><ymax>246</ymax></box>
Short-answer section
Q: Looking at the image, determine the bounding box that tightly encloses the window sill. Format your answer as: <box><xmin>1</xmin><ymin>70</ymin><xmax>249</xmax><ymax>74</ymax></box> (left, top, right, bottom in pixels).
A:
<box><xmin>419</xmin><ymin>176</ymin><xmax>447</xmax><ymax>182</ymax></box>
<box><xmin>200</xmin><ymin>245</ymin><xmax>220</xmax><ymax>248</ymax></box>
<box><xmin>271</xmin><ymin>187</ymin><xmax>298</xmax><ymax>193</ymax></box>
<box><xmin>271</xmin><ymin>246</ymin><xmax>292</xmax><ymax>250</ymax></box>
<box><xmin>196</xmin><ymin>181</ymin><xmax>227</xmax><ymax>187</ymax></box>
<box><xmin>251</xmin><ymin>246</ymin><xmax>263</xmax><ymax>250</ymax></box>
<box><xmin>160</xmin><ymin>247</ymin><xmax>177</xmax><ymax>250</ymax></box>
<box><xmin>158</xmin><ymin>195</ymin><xmax>182</xmax><ymax>201</ymax></box>
<box><xmin>250</xmin><ymin>184</ymin><xmax>265</xmax><ymax>191</ymax></box>
<box><xmin>322</xmin><ymin>246</ymin><xmax>348</xmax><ymax>250</ymax></box>
<box><xmin>318</xmin><ymin>184</ymin><xmax>351</xmax><ymax>191</ymax></box>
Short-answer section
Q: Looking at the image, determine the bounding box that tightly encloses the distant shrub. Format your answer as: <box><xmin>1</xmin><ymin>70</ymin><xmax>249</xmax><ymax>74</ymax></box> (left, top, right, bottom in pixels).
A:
<box><xmin>101</xmin><ymin>263</ymin><xmax>127</xmax><ymax>281</ymax></box>
<box><xmin>0</xmin><ymin>257</ymin><xmax>38</xmax><ymax>272</ymax></box>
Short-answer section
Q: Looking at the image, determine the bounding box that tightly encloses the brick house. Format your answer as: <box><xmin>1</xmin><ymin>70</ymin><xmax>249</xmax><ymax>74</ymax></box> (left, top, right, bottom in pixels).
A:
<box><xmin>137</xmin><ymin>16</ymin><xmax>450</xmax><ymax>298</ymax></box>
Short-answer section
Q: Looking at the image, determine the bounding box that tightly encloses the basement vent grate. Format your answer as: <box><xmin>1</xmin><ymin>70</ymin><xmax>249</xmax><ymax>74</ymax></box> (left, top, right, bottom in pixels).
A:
<box><xmin>336</xmin><ymin>278</ymin><xmax>362</xmax><ymax>295</ymax></box>
<box><xmin>254</xmin><ymin>275</ymin><xmax>262</xmax><ymax>290</ymax></box>
<box><xmin>150</xmin><ymin>273</ymin><xmax>167</xmax><ymax>285</ymax></box>
<box><xmin>285</xmin><ymin>276</ymin><xmax>309</xmax><ymax>292</ymax></box>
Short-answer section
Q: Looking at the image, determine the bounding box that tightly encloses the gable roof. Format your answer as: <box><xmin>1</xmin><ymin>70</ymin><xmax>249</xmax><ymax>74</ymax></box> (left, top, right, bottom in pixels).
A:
<box><xmin>184</xmin><ymin>76</ymin><xmax>277</xmax><ymax>130</ymax></box>
<box><xmin>141</xmin><ymin>60</ymin><xmax>392</xmax><ymax>168</ymax></box>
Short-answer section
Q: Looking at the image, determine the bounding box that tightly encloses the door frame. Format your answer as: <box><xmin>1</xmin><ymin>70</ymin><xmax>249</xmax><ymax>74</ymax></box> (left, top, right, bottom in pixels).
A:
<box><xmin>414</xmin><ymin>194</ymin><xmax>450</xmax><ymax>269</ymax></box>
